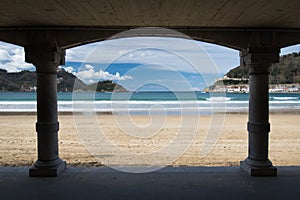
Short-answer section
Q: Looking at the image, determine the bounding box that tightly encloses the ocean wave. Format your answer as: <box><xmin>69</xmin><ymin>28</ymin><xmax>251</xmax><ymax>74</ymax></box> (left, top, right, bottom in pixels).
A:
<box><xmin>0</xmin><ymin>99</ymin><xmax>298</xmax><ymax>113</ymax></box>
<box><xmin>269</xmin><ymin>101</ymin><xmax>300</xmax><ymax>104</ymax></box>
<box><xmin>0</xmin><ymin>101</ymin><xmax>36</xmax><ymax>105</ymax></box>
<box><xmin>272</xmin><ymin>97</ymin><xmax>299</xmax><ymax>100</ymax></box>
<box><xmin>206</xmin><ymin>97</ymin><xmax>232</xmax><ymax>101</ymax></box>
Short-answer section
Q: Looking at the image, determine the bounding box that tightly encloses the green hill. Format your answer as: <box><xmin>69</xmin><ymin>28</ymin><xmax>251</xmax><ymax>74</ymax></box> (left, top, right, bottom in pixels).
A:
<box><xmin>0</xmin><ymin>69</ymin><xmax>36</xmax><ymax>91</ymax></box>
<box><xmin>86</xmin><ymin>80</ymin><xmax>127</xmax><ymax>92</ymax></box>
<box><xmin>0</xmin><ymin>68</ymin><xmax>127</xmax><ymax>92</ymax></box>
<box><xmin>226</xmin><ymin>52</ymin><xmax>300</xmax><ymax>84</ymax></box>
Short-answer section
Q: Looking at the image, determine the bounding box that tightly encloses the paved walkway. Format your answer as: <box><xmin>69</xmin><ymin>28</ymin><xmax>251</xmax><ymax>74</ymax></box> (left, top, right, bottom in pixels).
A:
<box><xmin>0</xmin><ymin>166</ymin><xmax>299</xmax><ymax>200</ymax></box>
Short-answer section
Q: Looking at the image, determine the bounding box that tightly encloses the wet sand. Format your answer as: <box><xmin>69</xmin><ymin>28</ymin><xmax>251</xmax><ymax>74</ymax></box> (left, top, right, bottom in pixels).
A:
<box><xmin>0</xmin><ymin>113</ymin><xmax>299</xmax><ymax>167</ymax></box>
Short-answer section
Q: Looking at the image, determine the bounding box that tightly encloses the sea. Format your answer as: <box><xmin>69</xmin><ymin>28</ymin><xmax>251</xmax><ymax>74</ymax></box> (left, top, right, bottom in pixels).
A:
<box><xmin>0</xmin><ymin>92</ymin><xmax>299</xmax><ymax>115</ymax></box>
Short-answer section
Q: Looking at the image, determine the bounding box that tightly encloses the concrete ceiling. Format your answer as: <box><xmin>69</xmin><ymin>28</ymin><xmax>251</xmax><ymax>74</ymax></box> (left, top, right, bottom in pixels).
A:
<box><xmin>0</xmin><ymin>0</ymin><xmax>300</xmax><ymax>28</ymax></box>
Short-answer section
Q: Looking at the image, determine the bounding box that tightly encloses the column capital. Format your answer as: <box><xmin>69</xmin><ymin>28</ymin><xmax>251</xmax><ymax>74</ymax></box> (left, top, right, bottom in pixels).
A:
<box><xmin>240</xmin><ymin>46</ymin><xmax>280</xmax><ymax>66</ymax></box>
<box><xmin>25</xmin><ymin>45</ymin><xmax>65</xmax><ymax>73</ymax></box>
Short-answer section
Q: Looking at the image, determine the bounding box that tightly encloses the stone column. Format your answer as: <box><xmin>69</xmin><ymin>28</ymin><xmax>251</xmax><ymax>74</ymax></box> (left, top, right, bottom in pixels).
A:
<box><xmin>25</xmin><ymin>45</ymin><xmax>66</xmax><ymax>177</ymax></box>
<box><xmin>240</xmin><ymin>46</ymin><xmax>279</xmax><ymax>176</ymax></box>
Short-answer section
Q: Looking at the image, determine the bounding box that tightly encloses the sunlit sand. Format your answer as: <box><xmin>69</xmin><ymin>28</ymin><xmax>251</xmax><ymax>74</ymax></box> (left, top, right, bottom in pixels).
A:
<box><xmin>0</xmin><ymin>113</ymin><xmax>299</xmax><ymax>167</ymax></box>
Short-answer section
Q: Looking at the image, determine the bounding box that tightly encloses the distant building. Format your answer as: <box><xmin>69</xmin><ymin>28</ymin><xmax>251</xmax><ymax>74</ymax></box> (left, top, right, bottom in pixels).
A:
<box><xmin>207</xmin><ymin>78</ymin><xmax>299</xmax><ymax>93</ymax></box>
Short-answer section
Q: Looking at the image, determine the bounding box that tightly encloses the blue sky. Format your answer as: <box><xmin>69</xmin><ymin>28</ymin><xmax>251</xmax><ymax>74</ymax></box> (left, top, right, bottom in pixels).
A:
<box><xmin>0</xmin><ymin>37</ymin><xmax>299</xmax><ymax>91</ymax></box>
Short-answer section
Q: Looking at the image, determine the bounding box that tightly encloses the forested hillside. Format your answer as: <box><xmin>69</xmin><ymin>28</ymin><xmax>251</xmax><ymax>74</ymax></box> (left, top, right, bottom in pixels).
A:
<box><xmin>226</xmin><ymin>52</ymin><xmax>300</xmax><ymax>84</ymax></box>
<box><xmin>0</xmin><ymin>68</ymin><xmax>127</xmax><ymax>92</ymax></box>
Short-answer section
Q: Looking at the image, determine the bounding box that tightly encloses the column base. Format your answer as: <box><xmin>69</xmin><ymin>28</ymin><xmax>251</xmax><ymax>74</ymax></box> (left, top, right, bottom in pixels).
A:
<box><xmin>29</xmin><ymin>158</ymin><xmax>67</xmax><ymax>177</ymax></box>
<box><xmin>240</xmin><ymin>158</ymin><xmax>277</xmax><ymax>176</ymax></box>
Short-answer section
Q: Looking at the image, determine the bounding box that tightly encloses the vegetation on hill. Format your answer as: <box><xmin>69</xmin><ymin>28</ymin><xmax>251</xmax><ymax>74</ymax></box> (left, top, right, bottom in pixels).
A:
<box><xmin>0</xmin><ymin>69</ymin><xmax>36</xmax><ymax>91</ymax></box>
<box><xmin>57</xmin><ymin>68</ymin><xmax>85</xmax><ymax>92</ymax></box>
<box><xmin>213</xmin><ymin>78</ymin><xmax>248</xmax><ymax>86</ymax></box>
<box><xmin>0</xmin><ymin>68</ymin><xmax>127</xmax><ymax>92</ymax></box>
<box><xmin>85</xmin><ymin>80</ymin><xmax>127</xmax><ymax>92</ymax></box>
<box><xmin>226</xmin><ymin>52</ymin><xmax>300</xmax><ymax>84</ymax></box>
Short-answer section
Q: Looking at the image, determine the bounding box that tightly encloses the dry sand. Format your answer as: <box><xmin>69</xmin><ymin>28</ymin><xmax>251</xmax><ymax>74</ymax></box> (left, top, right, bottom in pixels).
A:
<box><xmin>0</xmin><ymin>113</ymin><xmax>299</xmax><ymax>167</ymax></box>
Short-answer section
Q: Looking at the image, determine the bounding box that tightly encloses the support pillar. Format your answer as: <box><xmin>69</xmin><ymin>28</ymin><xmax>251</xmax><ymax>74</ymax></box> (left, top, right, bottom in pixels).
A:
<box><xmin>240</xmin><ymin>46</ymin><xmax>280</xmax><ymax>176</ymax></box>
<box><xmin>25</xmin><ymin>45</ymin><xmax>66</xmax><ymax>177</ymax></box>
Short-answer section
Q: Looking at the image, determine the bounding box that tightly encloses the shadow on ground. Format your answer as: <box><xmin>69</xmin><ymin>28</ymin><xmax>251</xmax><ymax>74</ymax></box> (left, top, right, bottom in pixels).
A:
<box><xmin>0</xmin><ymin>166</ymin><xmax>299</xmax><ymax>200</ymax></box>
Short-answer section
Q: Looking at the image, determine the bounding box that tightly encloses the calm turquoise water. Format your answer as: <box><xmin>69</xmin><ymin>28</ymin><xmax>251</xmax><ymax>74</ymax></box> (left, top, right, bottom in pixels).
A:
<box><xmin>0</xmin><ymin>91</ymin><xmax>299</xmax><ymax>101</ymax></box>
<box><xmin>0</xmin><ymin>92</ymin><xmax>299</xmax><ymax>114</ymax></box>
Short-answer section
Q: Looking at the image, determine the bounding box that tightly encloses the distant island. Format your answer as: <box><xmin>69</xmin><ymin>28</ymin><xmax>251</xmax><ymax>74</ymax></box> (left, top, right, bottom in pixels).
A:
<box><xmin>206</xmin><ymin>52</ymin><xmax>300</xmax><ymax>93</ymax></box>
<box><xmin>0</xmin><ymin>68</ymin><xmax>127</xmax><ymax>92</ymax></box>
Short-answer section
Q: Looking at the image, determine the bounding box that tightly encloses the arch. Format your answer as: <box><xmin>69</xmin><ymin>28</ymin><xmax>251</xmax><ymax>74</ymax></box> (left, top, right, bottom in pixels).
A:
<box><xmin>1</xmin><ymin>28</ymin><xmax>300</xmax><ymax>50</ymax></box>
<box><xmin>61</xmin><ymin>28</ymin><xmax>300</xmax><ymax>51</ymax></box>
<box><xmin>61</xmin><ymin>28</ymin><xmax>244</xmax><ymax>50</ymax></box>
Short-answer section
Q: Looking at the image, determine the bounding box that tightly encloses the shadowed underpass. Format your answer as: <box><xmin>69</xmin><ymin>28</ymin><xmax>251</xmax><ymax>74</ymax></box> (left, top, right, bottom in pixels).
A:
<box><xmin>0</xmin><ymin>0</ymin><xmax>300</xmax><ymax>199</ymax></box>
<box><xmin>0</xmin><ymin>166</ymin><xmax>300</xmax><ymax>200</ymax></box>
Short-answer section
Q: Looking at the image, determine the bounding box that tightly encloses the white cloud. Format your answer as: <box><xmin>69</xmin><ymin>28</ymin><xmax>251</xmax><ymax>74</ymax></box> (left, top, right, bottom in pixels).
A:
<box><xmin>75</xmin><ymin>64</ymin><xmax>132</xmax><ymax>84</ymax></box>
<box><xmin>63</xmin><ymin>66</ymin><xmax>74</xmax><ymax>73</ymax></box>
<box><xmin>0</xmin><ymin>44</ymin><xmax>34</xmax><ymax>72</ymax></box>
<box><xmin>0</xmin><ymin>49</ymin><xmax>11</xmax><ymax>60</ymax></box>
<box><xmin>66</xmin><ymin>49</ymin><xmax>75</xmax><ymax>60</ymax></box>
<box><xmin>84</xmin><ymin>64</ymin><xmax>94</xmax><ymax>70</ymax></box>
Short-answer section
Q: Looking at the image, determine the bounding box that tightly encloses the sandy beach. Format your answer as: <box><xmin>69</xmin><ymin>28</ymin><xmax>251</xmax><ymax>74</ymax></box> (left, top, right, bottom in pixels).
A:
<box><xmin>0</xmin><ymin>113</ymin><xmax>299</xmax><ymax>167</ymax></box>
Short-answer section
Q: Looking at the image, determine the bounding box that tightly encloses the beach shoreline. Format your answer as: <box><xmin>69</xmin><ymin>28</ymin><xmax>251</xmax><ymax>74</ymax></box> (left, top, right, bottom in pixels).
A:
<box><xmin>0</xmin><ymin>107</ymin><xmax>298</xmax><ymax>116</ymax></box>
<box><xmin>0</xmin><ymin>112</ymin><xmax>299</xmax><ymax>167</ymax></box>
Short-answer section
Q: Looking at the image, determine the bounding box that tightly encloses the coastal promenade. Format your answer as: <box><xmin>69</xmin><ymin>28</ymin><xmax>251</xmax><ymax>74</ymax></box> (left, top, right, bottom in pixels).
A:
<box><xmin>0</xmin><ymin>166</ymin><xmax>299</xmax><ymax>200</ymax></box>
<box><xmin>0</xmin><ymin>0</ymin><xmax>300</xmax><ymax>178</ymax></box>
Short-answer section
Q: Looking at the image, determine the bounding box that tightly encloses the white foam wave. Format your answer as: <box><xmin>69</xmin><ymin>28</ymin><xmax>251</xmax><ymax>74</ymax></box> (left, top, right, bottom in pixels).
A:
<box><xmin>0</xmin><ymin>98</ymin><xmax>299</xmax><ymax>113</ymax></box>
<box><xmin>206</xmin><ymin>97</ymin><xmax>232</xmax><ymax>101</ymax></box>
<box><xmin>272</xmin><ymin>97</ymin><xmax>298</xmax><ymax>100</ymax></box>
